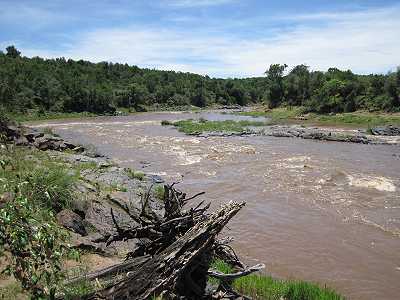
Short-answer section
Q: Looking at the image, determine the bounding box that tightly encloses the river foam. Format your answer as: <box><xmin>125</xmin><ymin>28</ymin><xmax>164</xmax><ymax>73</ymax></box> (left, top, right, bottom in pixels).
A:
<box><xmin>347</xmin><ymin>174</ymin><xmax>396</xmax><ymax>192</ymax></box>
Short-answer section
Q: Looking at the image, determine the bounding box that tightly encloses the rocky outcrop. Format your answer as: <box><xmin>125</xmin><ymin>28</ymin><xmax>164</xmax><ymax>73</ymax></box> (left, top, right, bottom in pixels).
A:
<box><xmin>189</xmin><ymin>124</ymin><xmax>400</xmax><ymax>144</ymax></box>
<box><xmin>56</xmin><ymin>209</ymin><xmax>87</xmax><ymax>236</ymax></box>
<box><xmin>0</xmin><ymin>123</ymin><xmax>84</xmax><ymax>152</ymax></box>
<box><xmin>260</xmin><ymin>125</ymin><xmax>399</xmax><ymax>144</ymax></box>
<box><xmin>371</xmin><ymin>125</ymin><xmax>400</xmax><ymax>136</ymax></box>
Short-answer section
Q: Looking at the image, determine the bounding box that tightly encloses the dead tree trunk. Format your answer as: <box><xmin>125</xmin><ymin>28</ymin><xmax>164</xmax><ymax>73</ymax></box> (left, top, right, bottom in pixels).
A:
<box><xmin>63</xmin><ymin>184</ymin><xmax>264</xmax><ymax>299</ymax></box>
<box><xmin>85</xmin><ymin>201</ymin><xmax>244</xmax><ymax>299</ymax></box>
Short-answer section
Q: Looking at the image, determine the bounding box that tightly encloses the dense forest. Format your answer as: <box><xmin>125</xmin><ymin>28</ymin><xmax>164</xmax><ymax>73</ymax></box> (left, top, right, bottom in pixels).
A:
<box><xmin>0</xmin><ymin>46</ymin><xmax>399</xmax><ymax>115</ymax></box>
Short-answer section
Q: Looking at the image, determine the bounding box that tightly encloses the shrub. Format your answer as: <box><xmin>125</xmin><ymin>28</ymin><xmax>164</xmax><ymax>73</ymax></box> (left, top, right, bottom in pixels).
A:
<box><xmin>22</xmin><ymin>167</ymin><xmax>75</xmax><ymax>211</ymax></box>
<box><xmin>161</xmin><ymin>120</ymin><xmax>172</xmax><ymax>126</ymax></box>
<box><xmin>154</xmin><ymin>185</ymin><xmax>165</xmax><ymax>200</ymax></box>
<box><xmin>125</xmin><ymin>168</ymin><xmax>145</xmax><ymax>181</ymax></box>
<box><xmin>0</xmin><ymin>186</ymin><xmax>76</xmax><ymax>299</ymax></box>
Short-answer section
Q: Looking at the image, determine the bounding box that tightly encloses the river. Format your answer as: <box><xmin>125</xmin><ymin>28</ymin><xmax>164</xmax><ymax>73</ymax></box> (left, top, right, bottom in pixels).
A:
<box><xmin>31</xmin><ymin>111</ymin><xmax>400</xmax><ymax>300</ymax></box>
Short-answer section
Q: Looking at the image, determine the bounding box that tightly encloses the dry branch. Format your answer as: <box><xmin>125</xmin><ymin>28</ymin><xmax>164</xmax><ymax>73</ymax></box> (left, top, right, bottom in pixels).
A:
<box><xmin>62</xmin><ymin>184</ymin><xmax>263</xmax><ymax>299</ymax></box>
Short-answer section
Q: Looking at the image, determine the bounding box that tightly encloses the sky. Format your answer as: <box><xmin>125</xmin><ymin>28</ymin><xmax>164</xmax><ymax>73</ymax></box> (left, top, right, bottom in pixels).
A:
<box><xmin>0</xmin><ymin>0</ymin><xmax>399</xmax><ymax>78</ymax></box>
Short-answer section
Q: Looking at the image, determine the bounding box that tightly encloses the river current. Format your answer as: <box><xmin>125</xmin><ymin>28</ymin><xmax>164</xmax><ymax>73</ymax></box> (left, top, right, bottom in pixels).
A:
<box><xmin>31</xmin><ymin>111</ymin><xmax>400</xmax><ymax>300</ymax></box>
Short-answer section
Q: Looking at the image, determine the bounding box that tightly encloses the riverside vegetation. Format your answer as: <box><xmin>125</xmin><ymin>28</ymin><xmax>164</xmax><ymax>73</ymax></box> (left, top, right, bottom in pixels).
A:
<box><xmin>0</xmin><ymin>116</ymin><xmax>345</xmax><ymax>299</ymax></box>
<box><xmin>0</xmin><ymin>46</ymin><xmax>399</xmax><ymax>121</ymax></box>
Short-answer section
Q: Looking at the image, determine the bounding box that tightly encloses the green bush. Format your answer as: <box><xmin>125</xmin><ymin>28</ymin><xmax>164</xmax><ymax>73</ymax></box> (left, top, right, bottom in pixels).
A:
<box><xmin>125</xmin><ymin>168</ymin><xmax>145</xmax><ymax>181</ymax></box>
<box><xmin>23</xmin><ymin>167</ymin><xmax>75</xmax><ymax>211</ymax></box>
<box><xmin>0</xmin><ymin>186</ymin><xmax>75</xmax><ymax>299</ymax></box>
<box><xmin>153</xmin><ymin>185</ymin><xmax>165</xmax><ymax>200</ymax></box>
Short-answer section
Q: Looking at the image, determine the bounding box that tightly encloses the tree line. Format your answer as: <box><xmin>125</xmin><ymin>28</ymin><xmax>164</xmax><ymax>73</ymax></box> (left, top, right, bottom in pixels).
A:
<box><xmin>0</xmin><ymin>46</ymin><xmax>399</xmax><ymax>114</ymax></box>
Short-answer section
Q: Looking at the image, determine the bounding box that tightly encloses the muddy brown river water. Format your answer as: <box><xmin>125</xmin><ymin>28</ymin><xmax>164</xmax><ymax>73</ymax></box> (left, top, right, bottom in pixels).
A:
<box><xmin>32</xmin><ymin>111</ymin><xmax>400</xmax><ymax>300</ymax></box>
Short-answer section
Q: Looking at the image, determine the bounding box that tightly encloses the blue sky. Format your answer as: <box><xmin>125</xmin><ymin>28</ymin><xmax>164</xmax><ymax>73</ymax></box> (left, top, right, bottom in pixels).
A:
<box><xmin>0</xmin><ymin>0</ymin><xmax>399</xmax><ymax>78</ymax></box>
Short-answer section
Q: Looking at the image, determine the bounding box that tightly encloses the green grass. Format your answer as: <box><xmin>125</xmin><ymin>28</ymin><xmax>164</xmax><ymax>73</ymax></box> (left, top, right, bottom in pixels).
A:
<box><xmin>210</xmin><ymin>260</ymin><xmax>344</xmax><ymax>300</ymax></box>
<box><xmin>167</xmin><ymin>119</ymin><xmax>267</xmax><ymax>135</ymax></box>
<box><xmin>153</xmin><ymin>185</ymin><xmax>165</xmax><ymax>201</ymax></box>
<box><xmin>0</xmin><ymin>147</ymin><xmax>76</xmax><ymax>211</ymax></box>
<box><xmin>24</xmin><ymin>167</ymin><xmax>75</xmax><ymax>211</ymax></box>
<box><xmin>313</xmin><ymin>113</ymin><xmax>400</xmax><ymax>127</ymax></box>
<box><xmin>0</xmin><ymin>282</ymin><xmax>28</xmax><ymax>300</ymax></box>
<box><xmin>75</xmin><ymin>161</ymin><xmax>98</xmax><ymax>172</ymax></box>
<box><xmin>61</xmin><ymin>279</ymin><xmax>95</xmax><ymax>300</ymax></box>
<box><xmin>9</xmin><ymin>111</ymin><xmax>98</xmax><ymax>122</ymax></box>
<box><xmin>125</xmin><ymin>168</ymin><xmax>145</xmax><ymax>181</ymax></box>
<box><xmin>42</xmin><ymin>127</ymin><xmax>60</xmax><ymax>136</ymax></box>
<box><xmin>236</xmin><ymin>107</ymin><xmax>400</xmax><ymax>128</ymax></box>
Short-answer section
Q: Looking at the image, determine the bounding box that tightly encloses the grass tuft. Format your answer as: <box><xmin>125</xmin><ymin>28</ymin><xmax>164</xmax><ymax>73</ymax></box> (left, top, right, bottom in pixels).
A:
<box><xmin>62</xmin><ymin>279</ymin><xmax>95</xmax><ymax>300</ymax></box>
<box><xmin>0</xmin><ymin>147</ymin><xmax>76</xmax><ymax>211</ymax></box>
<box><xmin>125</xmin><ymin>168</ymin><xmax>145</xmax><ymax>181</ymax></box>
<box><xmin>210</xmin><ymin>260</ymin><xmax>344</xmax><ymax>300</ymax></box>
<box><xmin>153</xmin><ymin>185</ymin><xmax>165</xmax><ymax>201</ymax></box>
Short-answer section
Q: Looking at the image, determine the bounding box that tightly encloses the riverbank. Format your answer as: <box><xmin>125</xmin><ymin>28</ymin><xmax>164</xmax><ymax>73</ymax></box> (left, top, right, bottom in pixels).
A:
<box><xmin>164</xmin><ymin>118</ymin><xmax>400</xmax><ymax>145</ymax></box>
<box><xmin>0</xmin><ymin>122</ymin><xmax>344</xmax><ymax>299</ymax></box>
<box><xmin>14</xmin><ymin>111</ymin><xmax>400</xmax><ymax>299</ymax></box>
<box><xmin>235</xmin><ymin>107</ymin><xmax>400</xmax><ymax>128</ymax></box>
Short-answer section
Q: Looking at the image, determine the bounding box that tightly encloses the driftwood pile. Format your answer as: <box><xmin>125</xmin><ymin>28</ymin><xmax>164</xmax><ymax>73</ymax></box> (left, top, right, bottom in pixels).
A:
<box><xmin>65</xmin><ymin>184</ymin><xmax>264</xmax><ymax>299</ymax></box>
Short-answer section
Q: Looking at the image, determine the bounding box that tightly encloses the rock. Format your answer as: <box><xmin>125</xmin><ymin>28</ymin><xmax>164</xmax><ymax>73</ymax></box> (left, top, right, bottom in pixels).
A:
<box><xmin>371</xmin><ymin>125</ymin><xmax>400</xmax><ymax>136</ymax></box>
<box><xmin>14</xmin><ymin>135</ymin><xmax>29</xmax><ymax>146</ymax></box>
<box><xmin>24</xmin><ymin>130</ymin><xmax>43</xmax><ymax>142</ymax></box>
<box><xmin>69</xmin><ymin>232</ymin><xmax>107</xmax><ymax>254</ymax></box>
<box><xmin>149</xmin><ymin>174</ymin><xmax>164</xmax><ymax>184</ymax></box>
<box><xmin>0</xmin><ymin>192</ymin><xmax>14</xmax><ymax>208</ymax></box>
<box><xmin>57</xmin><ymin>209</ymin><xmax>87</xmax><ymax>236</ymax></box>
<box><xmin>84</xmin><ymin>200</ymin><xmax>135</xmax><ymax>237</ymax></box>
<box><xmin>33</xmin><ymin>134</ymin><xmax>63</xmax><ymax>150</ymax></box>
<box><xmin>63</xmin><ymin>141</ymin><xmax>78</xmax><ymax>149</ymax></box>
<box><xmin>73</xmin><ymin>146</ymin><xmax>85</xmax><ymax>153</ymax></box>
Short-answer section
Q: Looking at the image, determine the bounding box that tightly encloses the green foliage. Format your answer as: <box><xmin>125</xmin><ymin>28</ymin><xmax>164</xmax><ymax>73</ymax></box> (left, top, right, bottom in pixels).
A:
<box><xmin>42</xmin><ymin>127</ymin><xmax>59</xmax><ymax>137</ymax></box>
<box><xmin>153</xmin><ymin>185</ymin><xmax>165</xmax><ymax>201</ymax></box>
<box><xmin>0</xmin><ymin>46</ymin><xmax>399</xmax><ymax>117</ymax></box>
<box><xmin>0</xmin><ymin>187</ymin><xmax>72</xmax><ymax>298</ymax></box>
<box><xmin>5</xmin><ymin>46</ymin><xmax>21</xmax><ymax>59</ymax></box>
<box><xmin>62</xmin><ymin>279</ymin><xmax>95</xmax><ymax>300</ymax></box>
<box><xmin>265</xmin><ymin>64</ymin><xmax>288</xmax><ymax>108</ymax></box>
<box><xmin>22</xmin><ymin>168</ymin><xmax>75</xmax><ymax>211</ymax></box>
<box><xmin>125</xmin><ymin>168</ymin><xmax>145</xmax><ymax>181</ymax></box>
<box><xmin>210</xmin><ymin>260</ymin><xmax>344</xmax><ymax>300</ymax></box>
<box><xmin>0</xmin><ymin>147</ymin><xmax>79</xmax><ymax>298</ymax></box>
<box><xmin>0</xmin><ymin>148</ymin><xmax>76</xmax><ymax>212</ymax></box>
<box><xmin>238</xmin><ymin>108</ymin><xmax>400</xmax><ymax>128</ymax></box>
<box><xmin>172</xmin><ymin>119</ymin><xmax>266</xmax><ymax>135</ymax></box>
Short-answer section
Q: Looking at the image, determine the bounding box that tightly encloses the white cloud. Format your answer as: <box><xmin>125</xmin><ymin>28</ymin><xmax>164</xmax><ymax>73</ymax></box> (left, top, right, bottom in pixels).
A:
<box><xmin>21</xmin><ymin>5</ymin><xmax>400</xmax><ymax>78</ymax></box>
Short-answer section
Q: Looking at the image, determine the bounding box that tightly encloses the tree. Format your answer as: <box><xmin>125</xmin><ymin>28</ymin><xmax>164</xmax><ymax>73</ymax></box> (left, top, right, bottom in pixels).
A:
<box><xmin>127</xmin><ymin>83</ymin><xmax>149</xmax><ymax>111</ymax></box>
<box><xmin>264</xmin><ymin>64</ymin><xmax>288</xmax><ymax>108</ymax></box>
<box><xmin>6</xmin><ymin>45</ymin><xmax>21</xmax><ymax>58</ymax></box>
<box><xmin>285</xmin><ymin>64</ymin><xmax>310</xmax><ymax>106</ymax></box>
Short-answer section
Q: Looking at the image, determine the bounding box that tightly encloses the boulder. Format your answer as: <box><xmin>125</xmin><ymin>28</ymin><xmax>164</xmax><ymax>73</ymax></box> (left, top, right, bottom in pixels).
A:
<box><xmin>371</xmin><ymin>125</ymin><xmax>400</xmax><ymax>136</ymax></box>
<box><xmin>14</xmin><ymin>135</ymin><xmax>29</xmax><ymax>146</ymax></box>
<box><xmin>56</xmin><ymin>209</ymin><xmax>87</xmax><ymax>236</ymax></box>
<box><xmin>24</xmin><ymin>130</ymin><xmax>43</xmax><ymax>142</ymax></box>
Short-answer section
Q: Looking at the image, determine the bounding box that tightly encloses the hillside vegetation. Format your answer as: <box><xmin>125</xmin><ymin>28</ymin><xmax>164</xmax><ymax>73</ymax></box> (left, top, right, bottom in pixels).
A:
<box><xmin>0</xmin><ymin>46</ymin><xmax>399</xmax><ymax>117</ymax></box>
